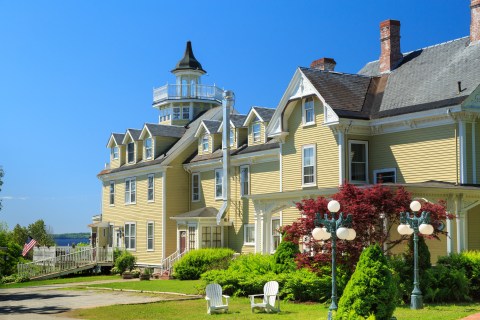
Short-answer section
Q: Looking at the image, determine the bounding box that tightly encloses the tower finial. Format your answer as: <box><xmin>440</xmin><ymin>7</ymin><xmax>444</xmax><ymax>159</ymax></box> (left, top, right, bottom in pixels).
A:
<box><xmin>172</xmin><ymin>41</ymin><xmax>206</xmax><ymax>74</ymax></box>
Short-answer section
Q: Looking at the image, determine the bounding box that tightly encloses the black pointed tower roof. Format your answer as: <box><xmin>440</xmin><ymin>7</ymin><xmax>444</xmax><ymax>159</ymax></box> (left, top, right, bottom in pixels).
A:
<box><xmin>172</xmin><ymin>41</ymin><xmax>206</xmax><ymax>74</ymax></box>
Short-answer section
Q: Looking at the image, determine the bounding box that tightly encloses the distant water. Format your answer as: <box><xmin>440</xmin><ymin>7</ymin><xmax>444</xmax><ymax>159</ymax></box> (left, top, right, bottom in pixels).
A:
<box><xmin>55</xmin><ymin>238</ymin><xmax>89</xmax><ymax>246</ymax></box>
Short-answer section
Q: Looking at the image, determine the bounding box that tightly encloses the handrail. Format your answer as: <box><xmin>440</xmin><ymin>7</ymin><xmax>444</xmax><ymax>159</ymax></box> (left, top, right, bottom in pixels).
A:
<box><xmin>17</xmin><ymin>247</ymin><xmax>113</xmax><ymax>279</ymax></box>
<box><xmin>160</xmin><ymin>249</ymin><xmax>187</xmax><ymax>274</ymax></box>
<box><xmin>153</xmin><ymin>84</ymin><xmax>224</xmax><ymax>103</ymax></box>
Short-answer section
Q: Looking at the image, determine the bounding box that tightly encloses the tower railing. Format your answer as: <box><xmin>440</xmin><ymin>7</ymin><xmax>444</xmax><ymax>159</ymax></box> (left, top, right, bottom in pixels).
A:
<box><xmin>153</xmin><ymin>84</ymin><xmax>223</xmax><ymax>104</ymax></box>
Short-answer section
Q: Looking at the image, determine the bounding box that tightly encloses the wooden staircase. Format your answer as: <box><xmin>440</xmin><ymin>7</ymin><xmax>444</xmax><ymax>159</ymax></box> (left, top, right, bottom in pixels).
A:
<box><xmin>18</xmin><ymin>247</ymin><xmax>114</xmax><ymax>280</ymax></box>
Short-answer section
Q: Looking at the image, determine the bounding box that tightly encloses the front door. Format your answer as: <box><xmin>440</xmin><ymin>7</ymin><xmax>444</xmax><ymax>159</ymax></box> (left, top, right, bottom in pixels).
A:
<box><xmin>179</xmin><ymin>231</ymin><xmax>186</xmax><ymax>253</ymax></box>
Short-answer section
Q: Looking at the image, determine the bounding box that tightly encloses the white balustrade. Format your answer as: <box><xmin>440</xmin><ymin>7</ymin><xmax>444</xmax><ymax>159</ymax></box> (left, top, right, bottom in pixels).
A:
<box><xmin>153</xmin><ymin>84</ymin><xmax>224</xmax><ymax>103</ymax></box>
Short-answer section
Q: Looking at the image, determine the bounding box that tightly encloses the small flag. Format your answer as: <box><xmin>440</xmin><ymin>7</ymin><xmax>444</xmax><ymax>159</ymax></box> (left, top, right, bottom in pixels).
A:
<box><xmin>22</xmin><ymin>236</ymin><xmax>37</xmax><ymax>256</ymax></box>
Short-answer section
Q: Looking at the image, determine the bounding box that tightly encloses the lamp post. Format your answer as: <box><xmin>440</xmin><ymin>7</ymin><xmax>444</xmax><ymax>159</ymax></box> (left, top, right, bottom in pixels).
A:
<box><xmin>312</xmin><ymin>200</ymin><xmax>356</xmax><ymax>320</ymax></box>
<box><xmin>397</xmin><ymin>200</ymin><xmax>434</xmax><ymax>310</ymax></box>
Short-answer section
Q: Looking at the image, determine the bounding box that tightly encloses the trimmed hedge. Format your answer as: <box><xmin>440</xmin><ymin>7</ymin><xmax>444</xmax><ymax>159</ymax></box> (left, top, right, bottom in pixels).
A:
<box><xmin>172</xmin><ymin>248</ymin><xmax>235</xmax><ymax>280</ymax></box>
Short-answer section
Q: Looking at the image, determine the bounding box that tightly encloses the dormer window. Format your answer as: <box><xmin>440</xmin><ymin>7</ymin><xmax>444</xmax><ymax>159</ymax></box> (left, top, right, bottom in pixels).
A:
<box><xmin>111</xmin><ymin>147</ymin><xmax>119</xmax><ymax>160</ymax></box>
<box><xmin>127</xmin><ymin>142</ymin><xmax>135</xmax><ymax>163</ymax></box>
<box><xmin>252</xmin><ymin>123</ymin><xmax>261</xmax><ymax>142</ymax></box>
<box><xmin>303</xmin><ymin>97</ymin><xmax>315</xmax><ymax>125</ymax></box>
<box><xmin>230</xmin><ymin>129</ymin><xmax>234</xmax><ymax>147</ymax></box>
<box><xmin>145</xmin><ymin>138</ymin><xmax>153</xmax><ymax>159</ymax></box>
<box><xmin>202</xmin><ymin>134</ymin><xmax>209</xmax><ymax>152</ymax></box>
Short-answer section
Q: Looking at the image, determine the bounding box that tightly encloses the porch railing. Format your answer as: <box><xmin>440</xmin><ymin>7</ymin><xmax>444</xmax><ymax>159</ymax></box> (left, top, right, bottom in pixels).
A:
<box><xmin>160</xmin><ymin>250</ymin><xmax>187</xmax><ymax>274</ymax></box>
<box><xmin>18</xmin><ymin>247</ymin><xmax>113</xmax><ymax>279</ymax></box>
<box><xmin>153</xmin><ymin>84</ymin><xmax>224</xmax><ymax>104</ymax></box>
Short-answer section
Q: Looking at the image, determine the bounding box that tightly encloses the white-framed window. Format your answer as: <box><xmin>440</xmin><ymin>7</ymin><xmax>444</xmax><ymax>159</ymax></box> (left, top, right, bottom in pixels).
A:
<box><xmin>145</xmin><ymin>138</ymin><xmax>153</xmax><ymax>159</ymax></box>
<box><xmin>125</xmin><ymin>177</ymin><xmax>136</xmax><ymax>204</ymax></box>
<box><xmin>303</xmin><ymin>97</ymin><xmax>315</xmax><ymax>125</ymax></box>
<box><xmin>127</xmin><ymin>142</ymin><xmax>135</xmax><ymax>163</ymax></box>
<box><xmin>215</xmin><ymin>169</ymin><xmax>223</xmax><ymax>199</ymax></box>
<box><xmin>240</xmin><ymin>165</ymin><xmax>250</xmax><ymax>196</ymax></box>
<box><xmin>111</xmin><ymin>146</ymin><xmax>119</xmax><ymax>160</ymax></box>
<box><xmin>244</xmin><ymin>224</ymin><xmax>255</xmax><ymax>245</ymax></box>
<box><xmin>229</xmin><ymin>129</ymin><xmax>235</xmax><ymax>147</ymax></box>
<box><xmin>201</xmin><ymin>226</ymin><xmax>221</xmax><ymax>248</ymax></box>
<box><xmin>147</xmin><ymin>174</ymin><xmax>154</xmax><ymax>202</ymax></box>
<box><xmin>109</xmin><ymin>181</ymin><xmax>115</xmax><ymax>206</ymax></box>
<box><xmin>125</xmin><ymin>222</ymin><xmax>136</xmax><ymax>250</ymax></box>
<box><xmin>349</xmin><ymin>140</ymin><xmax>369</xmax><ymax>183</ymax></box>
<box><xmin>252</xmin><ymin>122</ymin><xmax>261</xmax><ymax>142</ymax></box>
<box><xmin>160</xmin><ymin>107</ymin><xmax>171</xmax><ymax>122</ymax></box>
<box><xmin>173</xmin><ymin>107</ymin><xmax>181</xmax><ymax>120</ymax></box>
<box><xmin>272</xmin><ymin>217</ymin><xmax>281</xmax><ymax>252</ymax></box>
<box><xmin>192</xmin><ymin>173</ymin><xmax>200</xmax><ymax>202</ymax></box>
<box><xmin>202</xmin><ymin>134</ymin><xmax>209</xmax><ymax>153</ymax></box>
<box><xmin>302</xmin><ymin>144</ymin><xmax>316</xmax><ymax>186</ymax></box>
<box><xmin>188</xmin><ymin>226</ymin><xmax>196</xmax><ymax>250</ymax></box>
<box><xmin>373</xmin><ymin>168</ymin><xmax>396</xmax><ymax>184</ymax></box>
<box><xmin>182</xmin><ymin>107</ymin><xmax>190</xmax><ymax>120</ymax></box>
<box><xmin>147</xmin><ymin>221</ymin><xmax>154</xmax><ymax>251</ymax></box>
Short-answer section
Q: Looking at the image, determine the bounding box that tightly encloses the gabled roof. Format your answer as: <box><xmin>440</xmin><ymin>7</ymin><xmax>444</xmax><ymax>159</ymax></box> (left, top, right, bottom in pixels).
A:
<box><xmin>142</xmin><ymin>123</ymin><xmax>186</xmax><ymax>139</ymax></box>
<box><xmin>107</xmin><ymin>133</ymin><xmax>125</xmax><ymax>148</ymax></box>
<box><xmin>172</xmin><ymin>207</ymin><xmax>218</xmax><ymax>219</ymax></box>
<box><xmin>194</xmin><ymin>120</ymin><xmax>221</xmax><ymax>137</ymax></box>
<box><xmin>358</xmin><ymin>37</ymin><xmax>480</xmax><ymax>118</ymax></box>
<box><xmin>171</xmin><ymin>41</ymin><xmax>206</xmax><ymax>74</ymax></box>
<box><xmin>122</xmin><ymin>129</ymin><xmax>142</xmax><ymax>144</ymax></box>
<box><xmin>230</xmin><ymin>114</ymin><xmax>248</xmax><ymax>128</ymax></box>
<box><xmin>244</xmin><ymin>106</ymin><xmax>275</xmax><ymax>126</ymax></box>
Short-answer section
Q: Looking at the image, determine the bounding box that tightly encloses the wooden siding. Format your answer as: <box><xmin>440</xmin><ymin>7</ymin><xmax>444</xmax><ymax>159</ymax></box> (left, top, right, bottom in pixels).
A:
<box><xmin>370</xmin><ymin>124</ymin><xmax>457</xmax><ymax>184</ymax></box>
<box><xmin>101</xmin><ymin>172</ymin><xmax>163</xmax><ymax>265</ymax></box>
<box><xmin>282</xmin><ymin>98</ymin><xmax>339</xmax><ymax>191</ymax></box>
<box><xmin>238</xmin><ymin>127</ymin><xmax>248</xmax><ymax>147</ymax></box>
<box><xmin>197</xmin><ymin>134</ymin><xmax>213</xmax><ymax>155</ymax></box>
<box><xmin>154</xmin><ymin>136</ymin><xmax>178</xmax><ymax>159</ymax></box>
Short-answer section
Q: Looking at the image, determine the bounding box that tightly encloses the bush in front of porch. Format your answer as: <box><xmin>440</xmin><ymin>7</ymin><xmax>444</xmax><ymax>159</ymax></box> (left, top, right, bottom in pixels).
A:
<box><xmin>172</xmin><ymin>248</ymin><xmax>235</xmax><ymax>280</ymax></box>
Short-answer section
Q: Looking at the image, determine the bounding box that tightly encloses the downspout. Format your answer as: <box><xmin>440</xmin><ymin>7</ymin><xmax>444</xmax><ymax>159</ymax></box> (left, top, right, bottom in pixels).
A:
<box><xmin>217</xmin><ymin>90</ymin><xmax>235</xmax><ymax>225</ymax></box>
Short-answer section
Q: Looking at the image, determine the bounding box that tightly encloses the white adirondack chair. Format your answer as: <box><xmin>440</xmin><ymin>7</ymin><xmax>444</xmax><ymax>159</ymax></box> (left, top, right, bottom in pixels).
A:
<box><xmin>249</xmin><ymin>281</ymin><xmax>280</xmax><ymax>313</ymax></box>
<box><xmin>205</xmin><ymin>283</ymin><xmax>229</xmax><ymax>314</ymax></box>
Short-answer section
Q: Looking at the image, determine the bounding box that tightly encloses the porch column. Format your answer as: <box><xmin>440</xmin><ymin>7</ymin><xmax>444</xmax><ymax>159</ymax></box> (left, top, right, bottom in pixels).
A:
<box><xmin>338</xmin><ymin>131</ymin><xmax>346</xmax><ymax>185</ymax></box>
<box><xmin>455</xmin><ymin>194</ymin><xmax>465</xmax><ymax>252</ymax></box>
<box><xmin>254</xmin><ymin>212</ymin><xmax>263</xmax><ymax>253</ymax></box>
<box><xmin>459</xmin><ymin>121</ymin><xmax>468</xmax><ymax>184</ymax></box>
<box><xmin>446</xmin><ymin>195</ymin><xmax>454</xmax><ymax>254</ymax></box>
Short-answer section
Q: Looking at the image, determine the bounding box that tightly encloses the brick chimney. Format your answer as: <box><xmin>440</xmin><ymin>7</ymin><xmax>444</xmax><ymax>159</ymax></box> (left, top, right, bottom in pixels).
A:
<box><xmin>310</xmin><ymin>57</ymin><xmax>336</xmax><ymax>71</ymax></box>
<box><xmin>471</xmin><ymin>0</ymin><xmax>480</xmax><ymax>43</ymax></box>
<box><xmin>379</xmin><ymin>20</ymin><xmax>402</xmax><ymax>73</ymax></box>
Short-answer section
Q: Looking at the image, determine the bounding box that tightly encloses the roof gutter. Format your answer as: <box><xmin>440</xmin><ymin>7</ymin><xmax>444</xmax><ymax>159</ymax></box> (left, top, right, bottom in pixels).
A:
<box><xmin>217</xmin><ymin>90</ymin><xmax>235</xmax><ymax>225</ymax></box>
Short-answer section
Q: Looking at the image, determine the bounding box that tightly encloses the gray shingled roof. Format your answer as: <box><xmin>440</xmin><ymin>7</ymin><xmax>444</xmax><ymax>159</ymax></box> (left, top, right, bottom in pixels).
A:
<box><xmin>252</xmin><ymin>107</ymin><xmax>275</xmax><ymax>122</ymax></box>
<box><xmin>127</xmin><ymin>129</ymin><xmax>142</xmax><ymax>141</ymax></box>
<box><xmin>300</xmin><ymin>67</ymin><xmax>372</xmax><ymax>113</ymax></box>
<box><xmin>145</xmin><ymin>123</ymin><xmax>186</xmax><ymax>138</ymax></box>
<box><xmin>187</xmin><ymin>140</ymin><xmax>279</xmax><ymax>163</ymax></box>
<box><xmin>230</xmin><ymin>114</ymin><xmax>247</xmax><ymax>128</ymax></box>
<box><xmin>202</xmin><ymin>120</ymin><xmax>221</xmax><ymax>134</ymax></box>
<box><xmin>111</xmin><ymin>133</ymin><xmax>125</xmax><ymax>145</ymax></box>
<box><xmin>358</xmin><ymin>37</ymin><xmax>480</xmax><ymax>117</ymax></box>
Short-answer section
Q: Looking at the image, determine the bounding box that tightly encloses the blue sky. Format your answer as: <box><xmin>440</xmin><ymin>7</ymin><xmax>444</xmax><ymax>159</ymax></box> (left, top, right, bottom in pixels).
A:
<box><xmin>0</xmin><ymin>1</ymin><xmax>471</xmax><ymax>233</ymax></box>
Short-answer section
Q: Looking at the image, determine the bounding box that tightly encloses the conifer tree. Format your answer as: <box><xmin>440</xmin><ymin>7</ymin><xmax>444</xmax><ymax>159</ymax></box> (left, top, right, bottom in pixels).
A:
<box><xmin>336</xmin><ymin>244</ymin><xmax>396</xmax><ymax>320</ymax></box>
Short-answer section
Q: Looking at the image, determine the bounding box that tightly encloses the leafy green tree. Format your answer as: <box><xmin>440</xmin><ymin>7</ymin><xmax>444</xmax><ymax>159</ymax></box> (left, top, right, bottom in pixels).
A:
<box><xmin>0</xmin><ymin>222</ymin><xmax>23</xmax><ymax>277</ymax></box>
<box><xmin>11</xmin><ymin>224</ymin><xmax>28</xmax><ymax>248</ymax></box>
<box><xmin>273</xmin><ymin>238</ymin><xmax>299</xmax><ymax>273</ymax></box>
<box><xmin>27</xmin><ymin>219</ymin><xmax>55</xmax><ymax>247</ymax></box>
<box><xmin>336</xmin><ymin>244</ymin><xmax>396</xmax><ymax>320</ymax></box>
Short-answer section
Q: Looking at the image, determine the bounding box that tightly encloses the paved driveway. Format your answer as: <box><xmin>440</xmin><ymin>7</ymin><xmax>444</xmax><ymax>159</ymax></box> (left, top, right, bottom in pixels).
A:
<box><xmin>0</xmin><ymin>281</ymin><xmax>171</xmax><ymax>320</ymax></box>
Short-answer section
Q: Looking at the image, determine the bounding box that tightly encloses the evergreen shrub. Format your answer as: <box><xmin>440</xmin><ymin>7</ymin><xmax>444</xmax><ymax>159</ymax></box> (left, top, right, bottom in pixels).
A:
<box><xmin>423</xmin><ymin>265</ymin><xmax>469</xmax><ymax>302</ymax></box>
<box><xmin>172</xmin><ymin>248</ymin><xmax>235</xmax><ymax>280</ymax></box>
<box><xmin>437</xmin><ymin>251</ymin><xmax>480</xmax><ymax>299</ymax></box>
<box><xmin>114</xmin><ymin>250</ymin><xmax>136</xmax><ymax>274</ymax></box>
<box><xmin>336</xmin><ymin>244</ymin><xmax>396</xmax><ymax>320</ymax></box>
<box><xmin>273</xmin><ymin>239</ymin><xmax>299</xmax><ymax>273</ymax></box>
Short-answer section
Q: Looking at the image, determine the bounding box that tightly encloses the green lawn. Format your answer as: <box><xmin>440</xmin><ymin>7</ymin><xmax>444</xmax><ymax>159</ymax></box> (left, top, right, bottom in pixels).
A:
<box><xmin>0</xmin><ymin>275</ymin><xmax>120</xmax><ymax>289</ymax></box>
<box><xmin>87</xmin><ymin>279</ymin><xmax>203</xmax><ymax>295</ymax></box>
<box><xmin>65</xmin><ymin>298</ymin><xmax>480</xmax><ymax>320</ymax></box>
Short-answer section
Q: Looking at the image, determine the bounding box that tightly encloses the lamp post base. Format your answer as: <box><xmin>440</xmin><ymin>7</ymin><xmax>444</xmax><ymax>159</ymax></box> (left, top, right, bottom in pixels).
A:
<box><xmin>327</xmin><ymin>310</ymin><xmax>333</xmax><ymax>320</ymax></box>
<box><xmin>410</xmin><ymin>294</ymin><xmax>423</xmax><ymax>310</ymax></box>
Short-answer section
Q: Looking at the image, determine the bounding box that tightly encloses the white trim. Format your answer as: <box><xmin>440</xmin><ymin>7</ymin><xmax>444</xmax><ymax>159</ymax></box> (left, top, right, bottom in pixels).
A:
<box><xmin>301</xmin><ymin>144</ymin><xmax>316</xmax><ymax>187</ymax></box>
<box><xmin>144</xmin><ymin>137</ymin><xmax>153</xmax><ymax>160</ymax></box>
<box><xmin>252</xmin><ymin>122</ymin><xmax>261</xmax><ymax>143</ymax></box>
<box><xmin>373</xmin><ymin>168</ymin><xmax>397</xmax><ymax>184</ymax></box>
<box><xmin>244</xmin><ymin>107</ymin><xmax>265</xmax><ymax>126</ymax></box>
<box><xmin>98</xmin><ymin>163</ymin><xmax>168</xmax><ymax>181</ymax></box>
<box><xmin>202</xmin><ymin>134</ymin><xmax>209</xmax><ymax>153</ymax></box>
<box><xmin>192</xmin><ymin>172</ymin><xmax>201</xmax><ymax>202</ymax></box>
<box><xmin>214</xmin><ymin>169</ymin><xmax>223</xmax><ymax>200</ymax></box>
<box><xmin>147</xmin><ymin>174</ymin><xmax>155</xmax><ymax>202</ymax></box>
<box><xmin>109</xmin><ymin>181</ymin><xmax>115</xmax><ymax>206</ymax></box>
<box><xmin>348</xmin><ymin>140</ymin><xmax>369</xmax><ymax>184</ymax></box>
<box><xmin>302</xmin><ymin>97</ymin><xmax>315</xmax><ymax>126</ymax></box>
<box><xmin>146</xmin><ymin>221</ymin><xmax>154</xmax><ymax>251</ymax></box>
<box><xmin>279</xmin><ymin>144</ymin><xmax>283</xmax><ymax>192</ymax></box>
<box><xmin>244</xmin><ymin>223</ymin><xmax>255</xmax><ymax>246</ymax></box>
<box><xmin>240</xmin><ymin>165</ymin><xmax>250</xmax><ymax>196</ymax></box>
<box><xmin>459</xmin><ymin>121</ymin><xmax>467</xmax><ymax>184</ymax></box>
<box><xmin>338</xmin><ymin>131</ymin><xmax>345</xmax><ymax>185</ymax></box>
